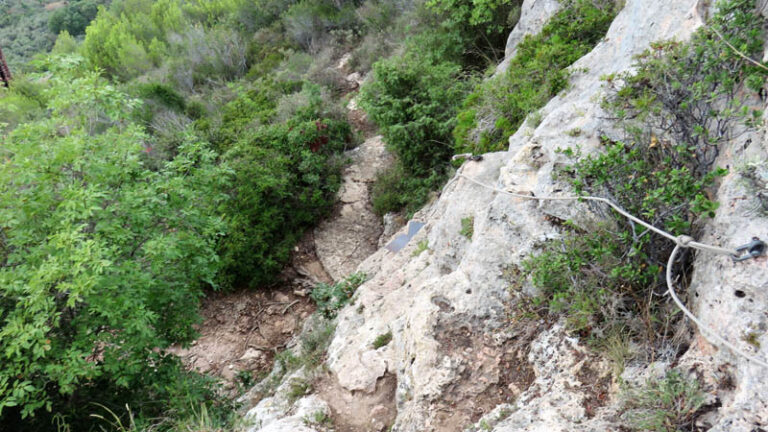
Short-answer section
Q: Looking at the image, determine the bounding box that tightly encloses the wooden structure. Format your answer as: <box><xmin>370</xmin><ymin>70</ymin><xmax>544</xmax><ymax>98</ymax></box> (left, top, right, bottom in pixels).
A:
<box><xmin>0</xmin><ymin>46</ymin><xmax>11</xmax><ymax>87</ymax></box>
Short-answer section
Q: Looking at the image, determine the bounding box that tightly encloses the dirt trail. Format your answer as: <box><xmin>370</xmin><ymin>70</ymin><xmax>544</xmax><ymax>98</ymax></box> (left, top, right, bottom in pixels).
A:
<box><xmin>173</xmin><ymin>62</ymin><xmax>394</xmax><ymax>393</ymax></box>
<box><xmin>169</xmin><ymin>234</ymin><xmax>330</xmax><ymax>391</ymax></box>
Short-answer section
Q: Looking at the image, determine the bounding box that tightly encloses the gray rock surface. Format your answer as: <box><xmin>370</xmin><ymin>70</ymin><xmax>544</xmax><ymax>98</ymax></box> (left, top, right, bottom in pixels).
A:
<box><xmin>314</xmin><ymin>135</ymin><xmax>394</xmax><ymax>281</ymax></box>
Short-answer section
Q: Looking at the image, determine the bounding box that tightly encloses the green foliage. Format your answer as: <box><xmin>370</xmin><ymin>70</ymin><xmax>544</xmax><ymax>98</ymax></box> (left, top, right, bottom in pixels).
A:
<box><xmin>563</xmin><ymin>140</ymin><xmax>726</xmax><ymax>236</ymax></box>
<box><xmin>82</xmin><ymin>0</ymin><xmax>188</xmax><ymax>78</ymax></box>
<box><xmin>287</xmin><ymin>379</ymin><xmax>312</xmax><ymax>403</ymax></box>
<box><xmin>311</xmin><ymin>273</ymin><xmax>367</xmax><ymax>319</ymax></box>
<box><xmin>137</xmin><ymin>82</ymin><xmax>187</xmax><ymax>112</ymax></box>
<box><xmin>454</xmin><ymin>0</ymin><xmax>616</xmax><ymax>153</ymax></box>
<box><xmin>372</xmin><ymin>331</ymin><xmax>393</xmax><ymax>349</ymax></box>
<box><xmin>623</xmin><ymin>371</ymin><xmax>707</xmax><ymax>432</ymax></box>
<box><xmin>0</xmin><ymin>0</ymin><xmax>58</xmax><ymax>69</ymax></box>
<box><xmin>360</xmin><ymin>53</ymin><xmax>467</xmax><ymax>177</ymax></box>
<box><xmin>521</xmin><ymin>0</ymin><xmax>765</xmax><ymax>355</ymax></box>
<box><xmin>460</xmin><ymin>216</ymin><xmax>475</xmax><ymax>239</ymax></box>
<box><xmin>522</xmin><ymin>224</ymin><xmax>658</xmax><ymax>336</ymax></box>
<box><xmin>0</xmin><ymin>76</ymin><xmax>48</xmax><ymax>130</ymax></box>
<box><xmin>427</xmin><ymin>0</ymin><xmax>517</xmax><ymax>32</ymax></box>
<box><xmin>218</xmin><ymin>117</ymin><xmax>349</xmax><ymax>288</ymax></box>
<box><xmin>371</xmin><ymin>164</ymin><xmax>449</xmax><ymax>217</ymax></box>
<box><xmin>49</xmin><ymin>0</ymin><xmax>103</xmax><ymax>36</ymax></box>
<box><xmin>0</xmin><ymin>56</ymin><xmax>229</xmax><ymax>429</ymax></box>
<box><xmin>51</xmin><ymin>31</ymin><xmax>80</xmax><ymax>55</ymax></box>
<box><xmin>283</xmin><ymin>0</ymin><xmax>360</xmax><ymax>51</ymax></box>
<box><xmin>275</xmin><ymin>317</ymin><xmax>336</xmax><ymax>372</ymax></box>
<box><xmin>303</xmin><ymin>410</ymin><xmax>333</xmax><ymax>427</ymax></box>
<box><xmin>412</xmin><ymin>239</ymin><xmax>430</xmax><ymax>257</ymax></box>
<box><xmin>602</xmin><ymin>0</ymin><xmax>768</xmax><ymax>176</ymax></box>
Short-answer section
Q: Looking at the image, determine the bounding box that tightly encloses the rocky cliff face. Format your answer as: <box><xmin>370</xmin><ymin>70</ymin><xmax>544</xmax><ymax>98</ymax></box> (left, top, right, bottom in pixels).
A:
<box><xmin>244</xmin><ymin>1</ymin><xmax>768</xmax><ymax>430</ymax></box>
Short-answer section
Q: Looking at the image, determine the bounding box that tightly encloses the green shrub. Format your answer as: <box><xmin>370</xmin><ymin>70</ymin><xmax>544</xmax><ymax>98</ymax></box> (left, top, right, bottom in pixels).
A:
<box><xmin>602</xmin><ymin>0</ymin><xmax>767</xmax><ymax>176</ymax></box>
<box><xmin>0</xmin><ymin>57</ymin><xmax>230</xmax><ymax>430</ymax></box>
<box><xmin>454</xmin><ymin>0</ymin><xmax>616</xmax><ymax>153</ymax></box>
<box><xmin>49</xmin><ymin>0</ymin><xmax>102</xmax><ymax>36</ymax></box>
<box><xmin>520</xmin><ymin>0</ymin><xmax>766</xmax><ymax>352</ymax></box>
<box><xmin>360</xmin><ymin>52</ymin><xmax>467</xmax><ymax>176</ymax></box>
<box><xmin>283</xmin><ymin>0</ymin><xmax>360</xmax><ymax>51</ymax></box>
<box><xmin>426</xmin><ymin>0</ymin><xmax>521</xmax><ymax>64</ymax></box>
<box><xmin>623</xmin><ymin>371</ymin><xmax>707</xmax><ymax>432</ymax></box>
<box><xmin>218</xmin><ymin>118</ymin><xmax>350</xmax><ymax>288</ymax></box>
<box><xmin>311</xmin><ymin>272</ymin><xmax>368</xmax><ymax>318</ymax></box>
<box><xmin>0</xmin><ymin>1</ymin><xmax>57</xmax><ymax>69</ymax></box>
<box><xmin>137</xmin><ymin>82</ymin><xmax>187</xmax><ymax>112</ymax></box>
<box><xmin>0</xmin><ymin>75</ymin><xmax>47</xmax><ymax>129</ymax></box>
<box><xmin>371</xmin><ymin>163</ymin><xmax>449</xmax><ymax>217</ymax></box>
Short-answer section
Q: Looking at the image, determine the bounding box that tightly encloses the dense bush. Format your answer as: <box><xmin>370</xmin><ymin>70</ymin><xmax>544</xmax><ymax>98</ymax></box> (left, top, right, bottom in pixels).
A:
<box><xmin>49</xmin><ymin>0</ymin><xmax>103</xmax><ymax>36</ymax></box>
<box><xmin>426</xmin><ymin>0</ymin><xmax>521</xmax><ymax>64</ymax></box>
<box><xmin>360</xmin><ymin>53</ymin><xmax>466</xmax><ymax>176</ymax></box>
<box><xmin>0</xmin><ymin>1</ymin><xmax>57</xmax><ymax>70</ymax></box>
<box><xmin>371</xmin><ymin>164</ymin><xmax>448</xmax><ymax>216</ymax></box>
<box><xmin>454</xmin><ymin>0</ymin><xmax>616</xmax><ymax>153</ymax></box>
<box><xmin>0</xmin><ymin>56</ymin><xmax>230</xmax><ymax>429</ymax></box>
<box><xmin>602</xmin><ymin>0</ymin><xmax>766</xmax><ymax>176</ymax></box>
<box><xmin>218</xmin><ymin>117</ymin><xmax>350</xmax><ymax>288</ymax></box>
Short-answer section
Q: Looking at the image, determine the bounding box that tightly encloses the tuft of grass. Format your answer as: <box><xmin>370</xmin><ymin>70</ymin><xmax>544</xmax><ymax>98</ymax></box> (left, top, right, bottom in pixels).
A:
<box><xmin>412</xmin><ymin>239</ymin><xmax>429</xmax><ymax>256</ymax></box>
<box><xmin>311</xmin><ymin>272</ymin><xmax>367</xmax><ymax>319</ymax></box>
<box><xmin>303</xmin><ymin>410</ymin><xmax>333</xmax><ymax>428</ymax></box>
<box><xmin>623</xmin><ymin>371</ymin><xmax>707</xmax><ymax>432</ymax></box>
<box><xmin>372</xmin><ymin>331</ymin><xmax>393</xmax><ymax>349</ymax></box>
<box><xmin>743</xmin><ymin>331</ymin><xmax>761</xmax><ymax>349</ymax></box>
<box><xmin>565</xmin><ymin>127</ymin><xmax>582</xmax><ymax>137</ymax></box>
<box><xmin>460</xmin><ymin>216</ymin><xmax>475</xmax><ymax>239</ymax></box>
<box><xmin>591</xmin><ymin>327</ymin><xmax>634</xmax><ymax>379</ymax></box>
<box><xmin>287</xmin><ymin>378</ymin><xmax>312</xmax><ymax>403</ymax></box>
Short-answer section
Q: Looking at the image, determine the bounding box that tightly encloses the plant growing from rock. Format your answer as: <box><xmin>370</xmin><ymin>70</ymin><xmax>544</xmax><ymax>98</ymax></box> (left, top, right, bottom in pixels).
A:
<box><xmin>460</xmin><ymin>216</ymin><xmax>475</xmax><ymax>239</ymax></box>
<box><xmin>311</xmin><ymin>272</ymin><xmax>368</xmax><ymax>318</ymax></box>
<box><xmin>522</xmin><ymin>0</ymin><xmax>767</xmax><ymax>361</ymax></box>
<box><xmin>372</xmin><ymin>331</ymin><xmax>393</xmax><ymax>349</ymax></box>
<box><xmin>622</xmin><ymin>370</ymin><xmax>708</xmax><ymax>432</ymax></box>
<box><xmin>454</xmin><ymin>0</ymin><xmax>617</xmax><ymax>153</ymax></box>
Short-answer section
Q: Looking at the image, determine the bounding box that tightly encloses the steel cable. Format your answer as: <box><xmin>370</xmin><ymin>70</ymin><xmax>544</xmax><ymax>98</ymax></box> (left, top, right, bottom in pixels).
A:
<box><xmin>455</xmin><ymin>172</ymin><xmax>767</xmax><ymax>367</ymax></box>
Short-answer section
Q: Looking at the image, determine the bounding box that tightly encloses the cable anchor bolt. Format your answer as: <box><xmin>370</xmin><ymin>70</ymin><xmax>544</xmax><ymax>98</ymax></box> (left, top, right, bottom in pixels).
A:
<box><xmin>732</xmin><ymin>237</ymin><xmax>766</xmax><ymax>262</ymax></box>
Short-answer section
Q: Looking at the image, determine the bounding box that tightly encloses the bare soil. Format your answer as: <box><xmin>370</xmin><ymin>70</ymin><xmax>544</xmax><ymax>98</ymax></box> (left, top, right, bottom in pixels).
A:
<box><xmin>170</xmin><ymin>231</ymin><xmax>333</xmax><ymax>393</ymax></box>
<box><xmin>314</xmin><ymin>371</ymin><xmax>398</xmax><ymax>432</ymax></box>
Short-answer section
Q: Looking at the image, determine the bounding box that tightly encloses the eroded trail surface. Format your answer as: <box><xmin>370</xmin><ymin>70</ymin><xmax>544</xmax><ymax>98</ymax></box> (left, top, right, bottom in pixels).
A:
<box><xmin>169</xmin><ymin>234</ymin><xmax>331</xmax><ymax>391</ymax></box>
<box><xmin>174</xmin><ymin>73</ymin><xmax>394</xmax><ymax>391</ymax></box>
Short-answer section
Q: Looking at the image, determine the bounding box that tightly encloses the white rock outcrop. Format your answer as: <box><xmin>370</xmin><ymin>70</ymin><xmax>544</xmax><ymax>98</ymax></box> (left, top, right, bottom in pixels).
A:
<box><xmin>495</xmin><ymin>0</ymin><xmax>561</xmax><ymax>74</ymax></box>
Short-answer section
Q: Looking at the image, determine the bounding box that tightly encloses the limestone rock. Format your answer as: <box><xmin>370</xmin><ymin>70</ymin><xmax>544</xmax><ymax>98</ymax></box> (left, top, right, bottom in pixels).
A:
<box><xmin>314</xmin><ymin>135</ymin><xmax>394</xmax><ymax>281</ymax></box>
<box><xmin>495</xmin><ymin>0</ymin><xmax>561</xmax><ymax>75</ymax></box>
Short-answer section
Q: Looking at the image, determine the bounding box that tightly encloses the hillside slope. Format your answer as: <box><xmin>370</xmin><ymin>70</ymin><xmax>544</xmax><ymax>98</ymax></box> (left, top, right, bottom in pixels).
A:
<box><xmin>242</xmin><ymin>0</ymin><xmax>768</xmax><ymax>431</ymax></box>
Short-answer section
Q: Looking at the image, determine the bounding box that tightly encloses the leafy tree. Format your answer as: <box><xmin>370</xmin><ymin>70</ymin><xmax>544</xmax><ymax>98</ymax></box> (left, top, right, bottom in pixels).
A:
<box><xmin>0</xmin><ymin>55</ymin><xmax>228</xmax><ymax>427</ymax></box>
<box><xmin>49</xmin><ymin>0</ymin><xmax>102</xmax><ymax>36</ymax></box>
